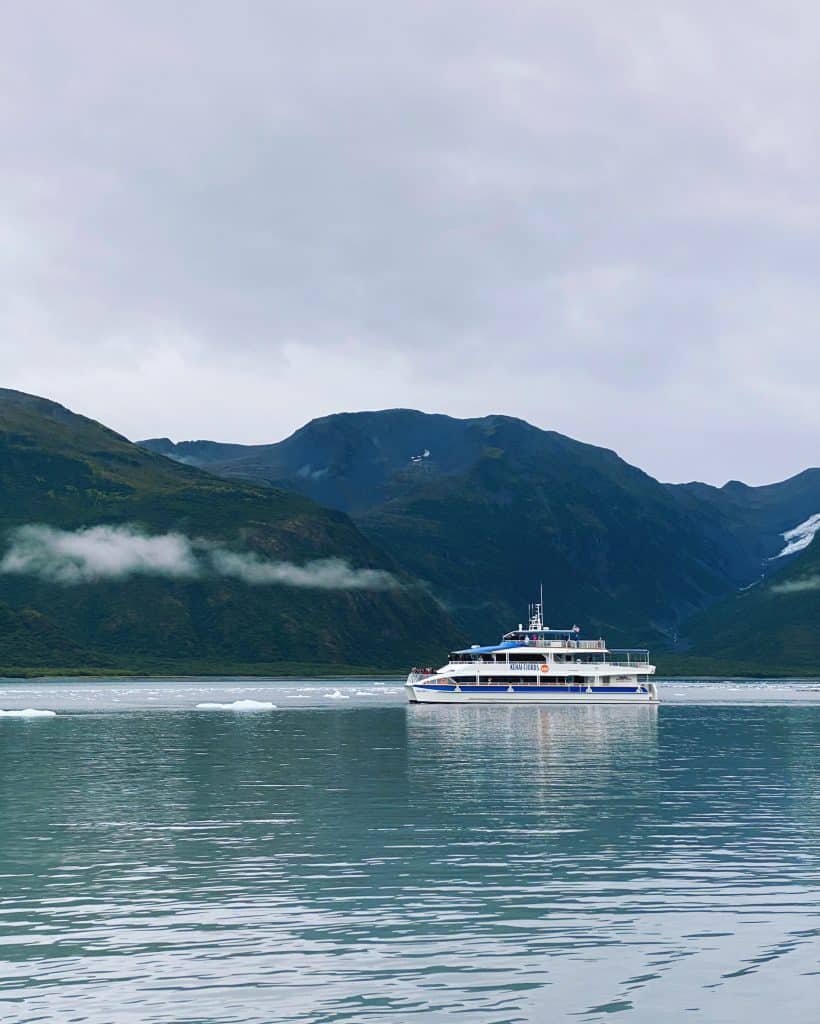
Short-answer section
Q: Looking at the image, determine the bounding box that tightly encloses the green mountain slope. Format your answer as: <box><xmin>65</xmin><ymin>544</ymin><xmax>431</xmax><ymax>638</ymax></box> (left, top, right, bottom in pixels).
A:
<box><xmin>0</xmin><ymin>391</ymin><xmax>454</xmax><ymax>673</ymax></box>
<box><xmin>355</xmin><ymin>417</ymin><xmax>741</xmax><ymax>647</ymax></box>
<box><xmin>143</xmin><ymin>411</ymin><xmax>760</xmax><ymax>648</ymax></box>
<box><xmin>143</xmin><ymin>411</ymin><xmax>820</xmax><ymax>668</ymax></box>
<box><xmin>674</xmin><ymin>533</ymin><xmax>820</xmax><ymax>675</ymax></box>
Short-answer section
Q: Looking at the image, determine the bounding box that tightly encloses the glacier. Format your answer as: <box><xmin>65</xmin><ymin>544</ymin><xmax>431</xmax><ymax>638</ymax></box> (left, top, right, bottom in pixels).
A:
<box><xmin>773</xmin><ymin>513</ymin><xmax>820</xmax><ymax>558</ymax></box>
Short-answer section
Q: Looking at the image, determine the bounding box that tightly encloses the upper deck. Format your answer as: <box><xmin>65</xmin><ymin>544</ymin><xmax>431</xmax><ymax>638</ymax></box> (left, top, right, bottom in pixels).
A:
<box><xmin>448</xmin><ymin>641</ymin><xmax>651</xmax><ymax>667</ymax></box>
<box><xmin>447</xmin><ymin>598</ymin><xmax>651</xmax><ymax>668</ymax></box>
<box><xmin>503</xmin><ymin>632</ymin><xmax>606</xmax><ymax>650</ymax></box>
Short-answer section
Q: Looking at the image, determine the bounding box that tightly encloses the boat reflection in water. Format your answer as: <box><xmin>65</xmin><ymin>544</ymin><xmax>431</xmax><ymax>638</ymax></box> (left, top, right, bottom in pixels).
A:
<box><xmin>406</xmin><ymin>702</ymin><xmax>658</xmax><ymax>845</ymax></box>
<box><xmin>408</xmin><ymin>701</ymin><xmax>658</xmax><ymax>754</ymax></box>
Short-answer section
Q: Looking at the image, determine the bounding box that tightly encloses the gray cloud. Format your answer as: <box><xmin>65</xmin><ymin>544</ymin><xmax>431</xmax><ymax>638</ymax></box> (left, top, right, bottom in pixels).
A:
<box><xmin>0</xmin><ymin>525</ymin><xmax>397</xmax><ymax>590</ymax></box>
<box><xmin>1</xmin><ymin>2</ymin><xmax>819</xmax><ymax>484</ymax></box>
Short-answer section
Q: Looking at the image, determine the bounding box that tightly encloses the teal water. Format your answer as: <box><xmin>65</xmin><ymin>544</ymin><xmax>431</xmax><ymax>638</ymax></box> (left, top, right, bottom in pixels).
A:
<box><xmin>0</xmin><ymin>680</ymin><xmax>818</xmax><ymax>1023</ymax></box>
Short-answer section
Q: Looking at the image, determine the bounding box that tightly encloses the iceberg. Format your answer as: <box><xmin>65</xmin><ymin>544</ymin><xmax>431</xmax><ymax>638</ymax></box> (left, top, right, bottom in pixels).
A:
<box><xmin>0</xmin><ymin>708</ymin><xmax>57</xmax><ymax>718</ymax></box>
<box><xmin>195</xmin><ymin>700</ymin><xmax>277</xmax><ymax>712</ymax></box>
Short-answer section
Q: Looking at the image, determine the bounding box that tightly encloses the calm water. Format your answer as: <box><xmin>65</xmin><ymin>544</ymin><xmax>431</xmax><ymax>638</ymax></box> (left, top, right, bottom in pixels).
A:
<box><xmin>0</xmin><ymin>679</ymin><xmax>818</xmax><ymax>1023</ymax></box>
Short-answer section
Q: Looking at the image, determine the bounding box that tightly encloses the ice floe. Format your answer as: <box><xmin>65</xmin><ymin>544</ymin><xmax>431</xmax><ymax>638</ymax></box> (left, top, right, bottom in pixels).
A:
<box><xmin>195</xmin><ymin>700</ymin><xmax>277</xmax><ymax>712</ymax></box>
<box><xmin>0</xmin><ymin>708</ymin><xmax>57</xmax><ymax>718</ymax></box>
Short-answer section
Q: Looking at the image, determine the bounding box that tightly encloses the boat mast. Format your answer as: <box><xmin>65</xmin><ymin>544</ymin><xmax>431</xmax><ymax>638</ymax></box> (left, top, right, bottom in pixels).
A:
<box><xmin>528</xmin><ymin>584</ymin><xmax>544</xmax><ymax>632</ymax></box>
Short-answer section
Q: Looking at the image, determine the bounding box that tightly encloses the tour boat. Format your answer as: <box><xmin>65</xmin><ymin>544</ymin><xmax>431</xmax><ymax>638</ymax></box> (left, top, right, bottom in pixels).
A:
<box><xmin>406</xmin><ymin>596</ymin><xmax>658</xmax><ymax>705</ymax></box>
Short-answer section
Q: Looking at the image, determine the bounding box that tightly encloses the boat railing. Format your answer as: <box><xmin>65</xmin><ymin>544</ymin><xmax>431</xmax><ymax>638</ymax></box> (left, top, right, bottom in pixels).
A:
<box><xmin>408</xmin><ymin>668</ymin><xmax>437</xmax><ymax>683</ymax></box>
<box><xmin>516</xmin><ymin>638</ymin><xmax>606</xmax><ymax>649</ymax></box>
<box><xmin>607</xmin><ymin>649</ymin><xmax>650</xmax><ymax>666</ymax></box>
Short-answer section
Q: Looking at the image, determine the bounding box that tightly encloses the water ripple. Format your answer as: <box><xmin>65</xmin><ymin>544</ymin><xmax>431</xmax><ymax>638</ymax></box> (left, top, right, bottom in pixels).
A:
<box><xmin>0</xmin><ymin>684</ymin><xmax>818</xmax><ymax>1021</ymax></box>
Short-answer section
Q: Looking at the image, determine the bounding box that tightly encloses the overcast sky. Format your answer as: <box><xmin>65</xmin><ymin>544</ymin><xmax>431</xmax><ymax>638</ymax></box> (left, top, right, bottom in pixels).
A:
<box><xmin>2</xmin><ymin>1</ymin><xmax>819</xmax><ymax>485</ymax></box>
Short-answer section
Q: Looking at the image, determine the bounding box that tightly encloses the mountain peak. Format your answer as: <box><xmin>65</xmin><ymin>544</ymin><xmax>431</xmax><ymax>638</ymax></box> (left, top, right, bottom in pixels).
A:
<box><xmin>0</xmin><ymin>387</ymin><xmax>80</xmax><ymax>421</ymax></box>
<box><xmin>0</xmin><ymin>387</ymin><xmax>132</xmax><ymax>445</ymax></box>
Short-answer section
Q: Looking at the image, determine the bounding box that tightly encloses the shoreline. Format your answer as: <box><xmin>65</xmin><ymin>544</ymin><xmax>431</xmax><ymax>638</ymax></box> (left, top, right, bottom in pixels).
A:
<box><xmin>1</xmin><ymin>669</ymin><xmax>819</xmax><ymax>683</ymax></box>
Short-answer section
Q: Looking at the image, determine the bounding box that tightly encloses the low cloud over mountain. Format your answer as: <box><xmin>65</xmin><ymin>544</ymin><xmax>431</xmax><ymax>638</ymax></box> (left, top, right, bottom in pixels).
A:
<box><xmin>0</xmin><ymin>524</ymin><xmax>398</xmax><ymax>591</ymax></box>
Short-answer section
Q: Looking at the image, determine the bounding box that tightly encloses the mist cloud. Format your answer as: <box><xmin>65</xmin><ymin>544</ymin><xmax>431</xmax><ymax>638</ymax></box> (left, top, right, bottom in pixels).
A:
<box><xmin>0</xmin><ymin>525</ymin><xmax>198</xmax><ymax>584</ymax></box>
<box><xmin>770</xmin><ymin>575</ymin><xmax>820</xmax><ymax>595</ymax></box>
<box><xmin>209</xmin><ymin>549</ymin><xmax>396</xmax><ymax>589</ymax></box>
<box><xmin>0</xmin><ymin>525</ymin><xmax>398</xmax><ymax>590</ymax></box>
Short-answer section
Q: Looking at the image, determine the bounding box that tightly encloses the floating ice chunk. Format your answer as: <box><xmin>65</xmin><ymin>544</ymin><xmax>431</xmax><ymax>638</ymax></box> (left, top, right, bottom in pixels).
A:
<box><xmin>0</xmin><ymin>708</ymin><xmax>56</xmax><ymax>718</ymax></box>
<box><xmin>195</xmin><ymin>700</ymin><xmax>277</xmax><ymax>712</ymax></box>
<box><xmin>323</xmin><ymin>689</ymin><xmax>349</xmax><ymax>699</ymax></box>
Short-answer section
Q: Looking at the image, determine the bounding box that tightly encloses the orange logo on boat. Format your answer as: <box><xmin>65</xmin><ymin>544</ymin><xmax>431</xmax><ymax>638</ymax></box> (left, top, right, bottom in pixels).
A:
<box><xmin>540</xmin><ymin>664</ymin><xmax>550</xmax><ymax>673</ymax></box>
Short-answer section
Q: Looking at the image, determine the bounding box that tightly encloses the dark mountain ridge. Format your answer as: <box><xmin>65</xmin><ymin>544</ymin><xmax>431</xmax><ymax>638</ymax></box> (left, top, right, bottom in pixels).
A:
<box><xmin>143</xmin><ymin>410</ymin><xmax>820</xmax><ymax>655</ymax></box>
<box><xmin>670</xmin><ymin>469</ymin><xmax>820</xmax><ymax>570</ymax></box>
<box><xmin>0</xmin><ymin>390</ymin><xmax>454</xmax><ymax>673</ymax></box>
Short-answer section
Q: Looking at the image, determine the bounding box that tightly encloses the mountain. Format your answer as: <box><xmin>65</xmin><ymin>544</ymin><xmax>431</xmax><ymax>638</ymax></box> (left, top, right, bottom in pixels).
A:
<box><xmin>669</xmin><ymin>471</ymin><xmax>820</xmax><ymax>569</ymax></box>
<box><xmin>6</xmin><ymin>391</ymin><xmax>815</xmax><ymax>676</ymax></box>
<box><xmin>141</xmin><ymin>410</ymin><xmax>488</xmax><ymax>516</ymax></box>
<box><xmin>142</xmin><ymin>411</ymin><xmax>820</xmax><ymax>669</ymax></box>
<box><xmin>675</xmin><ymin>526</ymin><xmax>820</xmax><ymax>675</ymax></box>
<box><xmin>0</xmin><ymin>391</ymin><xmax>454</xmax><ymax>674</ymax></box>
<box><xmin>144</xmin><ymin>410</ymin><xmax>817</xmax><ymax>653</ymax></box>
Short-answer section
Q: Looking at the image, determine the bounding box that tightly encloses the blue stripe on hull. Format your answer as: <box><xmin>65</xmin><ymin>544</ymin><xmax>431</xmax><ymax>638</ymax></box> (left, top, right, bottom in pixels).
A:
<box><xmin>416</xmin><ymin>685</ymin><xmax>645</xmax><ymax>694</ymax></box>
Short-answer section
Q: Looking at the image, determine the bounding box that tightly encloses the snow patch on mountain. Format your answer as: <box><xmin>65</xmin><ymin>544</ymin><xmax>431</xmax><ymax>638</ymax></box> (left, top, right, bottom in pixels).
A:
<box><xmin>773</xmin><ymin>513</ymin><xmax>820</xmax><ymax>558</ymax></box>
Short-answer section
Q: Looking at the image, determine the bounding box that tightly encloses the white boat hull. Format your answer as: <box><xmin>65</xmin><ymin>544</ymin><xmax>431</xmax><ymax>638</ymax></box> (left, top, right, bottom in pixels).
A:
<box><xmin>405</xmin><ymin>682</ymin><xmax>658</xmax><ymax>705</ymax></box>
<box><xmin>406</xmin><ymin>601</ymin><xmax>658</xmax><ymax>706</ymax></box>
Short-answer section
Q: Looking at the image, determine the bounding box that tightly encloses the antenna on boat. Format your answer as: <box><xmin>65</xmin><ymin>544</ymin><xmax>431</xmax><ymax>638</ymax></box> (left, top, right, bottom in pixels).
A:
<box><xmin>528</xmin><ymin>583</ymin><xmax>544</xmax><ymax>632</ymax></box>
